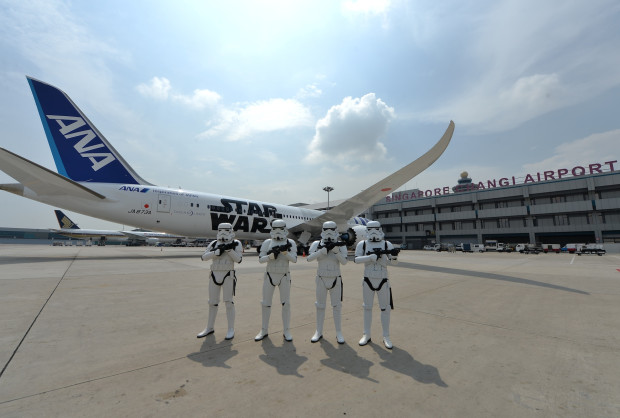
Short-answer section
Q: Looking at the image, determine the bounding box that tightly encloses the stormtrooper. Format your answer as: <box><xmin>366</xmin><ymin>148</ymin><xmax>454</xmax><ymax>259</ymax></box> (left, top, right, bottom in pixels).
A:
<box><xmin>255</xmin><ymin>219</ymin><xmax>298</xmax><ymax>342</ymax></box>
<box><xmin>306</xmin><ymin>221</ymin><xmax>348</xmax><ymax>344</ymax></box>
<box><xmin>197</xmin><ymin>223</ymin><xmax>243</xmax><ymax>340</ymax></box>
<box><xmin>354</xmin><ymin>220</ymin><xmax>399</xmax><ymax>349</ymax></box>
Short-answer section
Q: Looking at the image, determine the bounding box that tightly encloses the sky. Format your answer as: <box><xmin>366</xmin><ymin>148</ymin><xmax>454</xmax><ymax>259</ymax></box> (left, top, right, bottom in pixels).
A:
<box><xmin>1</xmin><ymin>0</ymin><xmax>620</xmax><ymax>230</ymax></box>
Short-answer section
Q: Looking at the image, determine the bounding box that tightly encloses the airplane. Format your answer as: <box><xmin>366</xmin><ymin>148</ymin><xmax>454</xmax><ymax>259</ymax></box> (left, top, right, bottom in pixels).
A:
<box><xmin>0</xmin><ymin>76</ymin><xmax>454</xmax><ymax>249</ymax></box>
<box><xmin>52</xmin><ymin>209</ymin><xmax>187</xmax><ymax>246</ymax></box>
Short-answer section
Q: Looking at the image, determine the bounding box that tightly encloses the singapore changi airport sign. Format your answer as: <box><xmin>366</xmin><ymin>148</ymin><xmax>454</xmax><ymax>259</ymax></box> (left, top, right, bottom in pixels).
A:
<box><xmin>385</xmin><ymin>160</ymin><xmax>618</xmax><ymax>203</ymax></box>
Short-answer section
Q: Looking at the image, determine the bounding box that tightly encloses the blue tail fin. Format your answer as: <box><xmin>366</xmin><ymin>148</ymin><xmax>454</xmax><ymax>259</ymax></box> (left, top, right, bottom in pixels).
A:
<box><xmin>27</xmin><ymin>77</ymin><xmax>152</xmax><ymax>185</ymax></box>
<box><xmin>54</xmin><ymin>210</ymin><xmax>80</xmax><ymax>229</ymax></box>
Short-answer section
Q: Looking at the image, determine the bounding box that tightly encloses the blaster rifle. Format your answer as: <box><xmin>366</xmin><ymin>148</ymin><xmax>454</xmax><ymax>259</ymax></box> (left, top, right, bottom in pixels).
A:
<box><xmin>214</xmin><ymin>241</ymin><xmax>237</xmax><ymax>255</ymax></box>
<box><xmin>317</xmin><ymin>241</ymin><xmax>348</xmax><ymax>252</ymax></box>
<box><xmin>266</xmin><ymin>241</ymin><xmax>292</xmax><ymax>259</ymax></box>
<box><xmin>366</xmin><ymin>247</ymin><xmax>400</xmax><ymax>258</ymax></box>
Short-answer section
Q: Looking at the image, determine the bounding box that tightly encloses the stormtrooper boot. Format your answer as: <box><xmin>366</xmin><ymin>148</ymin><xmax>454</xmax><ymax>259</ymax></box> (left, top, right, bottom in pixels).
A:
<box><xmin>359</xmin><ymin>308</ymin><xmax>373</xmax><ymax>346</ymax></box>
<box><xmin>225</xmin><ymin>302</ymin><xmax>235</xmax><ymax>340</ymax></box>
<box><xmin>255</xmin><ymin>305</ymin><xmax>270</xmax><ymax>341</ymax></box>
<box><xmin>381</xmin><ymin>309</ymin><xmax>392</xmax><ymax>349</ymax></box>
<box><xmin>311</xmin><ymin>307</ymin><xmax>325</xmax><ymax>343</ymax></box>
<box><xmin>197</xmin><ymin>305</ymin><xmax>218</xmax><ymax>338</ymax></box>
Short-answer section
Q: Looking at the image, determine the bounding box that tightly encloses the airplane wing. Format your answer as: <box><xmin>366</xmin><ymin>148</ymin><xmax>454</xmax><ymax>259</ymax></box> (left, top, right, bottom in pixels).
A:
<box><xmin>290</xmin><ymin>121</ymin><xmax>455</xmax><ymax>240</ymax></box>
<box><xmin>0</xmin><ymin>147</ymin><xmax>105</xmax><ymax>200</ymax></box>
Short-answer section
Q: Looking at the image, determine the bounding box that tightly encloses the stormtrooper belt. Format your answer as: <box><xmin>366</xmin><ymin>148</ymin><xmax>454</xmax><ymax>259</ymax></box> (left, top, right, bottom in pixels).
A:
<box><xmin>363</xmin><ymin>277</ymin><xmax>394</xmax><ymax>309</ymax></box>
<box><xmin>319</xmin><ymin>276</ymin><xmax>343</xmax><ymax>301</ymax></box>
<box><xmin>211</xmin><ymin>271</ymin><xmax>237</xmax><ymax>295</ymax></box>
<box><xmin>267</xmin><ymin>272</ymin><xmax>289</xmax><ymax>287</ymax></box>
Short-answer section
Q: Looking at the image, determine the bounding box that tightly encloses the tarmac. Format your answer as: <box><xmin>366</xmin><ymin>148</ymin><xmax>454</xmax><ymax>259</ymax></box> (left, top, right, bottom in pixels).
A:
<box><xmin>0</xmin><ymin>244</ymin><xmax>619</xmax><ymax>417</ymax></box>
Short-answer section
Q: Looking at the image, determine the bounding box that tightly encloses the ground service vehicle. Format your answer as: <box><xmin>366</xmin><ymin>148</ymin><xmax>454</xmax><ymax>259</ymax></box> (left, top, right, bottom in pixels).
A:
<box><xmin>577</xmin><ymin>244</ymin><xmax>605</xmax><ymax>256</ymax></box>
<box><xmin>542</xmin><ymin>244</ymin><xmax>561</xmax><ymax>253</ymax></box>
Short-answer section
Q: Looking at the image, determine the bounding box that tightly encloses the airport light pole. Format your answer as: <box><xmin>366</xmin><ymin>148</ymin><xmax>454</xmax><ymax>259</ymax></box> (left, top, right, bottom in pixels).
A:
<box><xmin>323</xmin><ymin>186</ymin><xmax>334</xmax><ymax>210</ymax></box>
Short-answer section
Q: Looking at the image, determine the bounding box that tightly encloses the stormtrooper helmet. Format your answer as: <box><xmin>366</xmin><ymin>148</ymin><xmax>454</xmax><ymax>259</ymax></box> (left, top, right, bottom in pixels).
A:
<box><xmin>216</xmin><ymin>222</ymin><xmax>235</xmax><ymax>243</ymax></box>
<box><xmin>270</xmin><ymin>219</ymin><xmax>288</xmax><ymax>241</ymax></box>
<box><xmin>366</xmin><ymin>221</ymin><xmax>384</xmax><ymax>242</ymax></box>
<box><xmin>321</xmin><ymin>221</ymin><xmax>339</xmax><ymax>242</ymax></box>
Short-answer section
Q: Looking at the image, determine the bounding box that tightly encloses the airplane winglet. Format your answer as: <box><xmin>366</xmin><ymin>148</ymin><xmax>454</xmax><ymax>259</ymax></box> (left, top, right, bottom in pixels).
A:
<box><xmin>0</xmin><ymin>147</ymin><xmax>106</xmax><ymax>200</ymax></box>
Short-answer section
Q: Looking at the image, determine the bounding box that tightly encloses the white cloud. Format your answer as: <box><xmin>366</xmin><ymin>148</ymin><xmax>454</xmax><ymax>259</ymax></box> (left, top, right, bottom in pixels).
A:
<box><xmin>296</xmin><ymin>83</ymin><xmax>322</xmax><ymax>99</ymax></box>
<box><xmin>136</xmin><ymin>77</ymin><xmax>313</xmax><ymax>140</ymax></box>
<box><xmin>136</xmin><ymin>76</ymin><xmax>221</xmax><ymax>109</ymax></box>
<box><xmin>200</xmin><ymin>98</ymin><xmax>314</xmax><ymax>141</ymax></box>
<box><xmin>421</xmin><ymin>0</ymin><xmax>620</xmax><ymax>133</ymax></box>
<box><xmin>428</xmin><ymin>73</ymin><xmax>568</xmax><ymax>132</ymax></box>
<box><xmin>522</xmin><ymin>129</ymin><xmax>620</xmax><ymax>174</ymax></box>
<box><xmin>136</xmin><ymin>77</ymin><xmax>172</xmax><ymax>100</ymax></box>
<box><xmin>306</xmin><ymin>93</ymin><xmax>395</xmax><ymax>165</ymax></box>
<box><xmin>172</xmin><ymin>88</ymin><xmax>221</xmax><ymax>109</ymax></box>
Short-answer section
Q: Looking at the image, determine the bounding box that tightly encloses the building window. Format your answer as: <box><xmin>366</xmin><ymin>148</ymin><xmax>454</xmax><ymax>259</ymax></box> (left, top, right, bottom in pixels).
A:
<box><xmin>497</xmin><ymin>218</ymin><xmax>510</xmax><ymax>228</ymax></box>
<box><xmin>453</xmin><ymin>221</ymin><xmax>463</xmax><ymax>230</ymax></box>
<box><xmin>565</xmin><ymin>193</ymin><xmax>586</xmax><ymax>202</ymax></box>
<box><xmin>553</xmin><ymin>215</ymin><xmax>570</xmax><ymax>226</ymax></box>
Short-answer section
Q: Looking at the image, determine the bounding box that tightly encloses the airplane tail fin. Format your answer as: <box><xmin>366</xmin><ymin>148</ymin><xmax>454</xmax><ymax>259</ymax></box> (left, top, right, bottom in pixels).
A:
<box><xmin>54</xmin><ymin>209</ymin><xmax>80</xmax><ymax>229</ymax></box>
<box><xmin>27</xmin><ymin>77</ymin><xmax>152</xmax><ymax>185</ymax></box>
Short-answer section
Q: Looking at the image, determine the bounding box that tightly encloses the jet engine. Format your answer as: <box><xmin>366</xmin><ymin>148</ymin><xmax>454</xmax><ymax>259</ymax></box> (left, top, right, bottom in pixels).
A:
<box><xmin>341</xmin><ymin>224</ymin><xmax>368</xmax><ymax>247</ymax></box>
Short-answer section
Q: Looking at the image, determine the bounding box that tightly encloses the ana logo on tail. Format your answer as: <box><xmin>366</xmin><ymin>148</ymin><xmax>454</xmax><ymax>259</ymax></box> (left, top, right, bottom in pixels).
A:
<box><xmin>46</xmin><ymin>115</ymin><xmax>116</xmax><ymax>172</ymax></box>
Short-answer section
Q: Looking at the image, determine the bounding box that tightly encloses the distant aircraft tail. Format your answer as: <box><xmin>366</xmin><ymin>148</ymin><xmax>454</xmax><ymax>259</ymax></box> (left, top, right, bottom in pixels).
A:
<box><xmin>54</xmin><ymin>209</ymin><xmax>80</xmax><ymax>229</ymax></box>
<box><xmin>27</xmin><ymin>77</ymin><xmax>152</xmax><ymax>185</ymax></box>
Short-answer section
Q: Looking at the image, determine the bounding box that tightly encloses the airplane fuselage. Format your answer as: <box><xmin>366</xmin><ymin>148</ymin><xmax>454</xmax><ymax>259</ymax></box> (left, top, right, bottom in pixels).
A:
<box><xmin>22</xmin><ymin>182</ymin><xmax>324</xmax><ymax>240</ymax></box>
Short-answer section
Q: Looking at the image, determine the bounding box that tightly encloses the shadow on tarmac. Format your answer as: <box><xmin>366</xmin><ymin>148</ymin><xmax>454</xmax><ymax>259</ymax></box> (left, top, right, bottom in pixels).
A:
<box><xmin>370</xmin><ymin>343</ymin><xmax>448</xmax><ymax>387</ymax></box>
<box><xmin>187</xmin><ymin>335</ymin><xmax>239</xmax><ymax>369</ymax></box>
<box><xmin>319</xmin><ymin>339</ymin><xmax>378</xmax><ymax>383</ymax></box>
<box><xmin>259</xmin><ymin>337</ymin><xmax>308</xmax><ymax>378</ymax></box>
<box><xmin>396</xmin><ymin>262</ymin><xmax>589</xmax><ymax>295</ymax></box>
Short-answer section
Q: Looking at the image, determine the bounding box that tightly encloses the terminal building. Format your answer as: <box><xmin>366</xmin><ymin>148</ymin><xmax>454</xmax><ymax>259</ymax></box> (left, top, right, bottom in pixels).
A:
<box><xmin>368</xmin><ymin>160</ymin><xmax>620</xmax><ymax>250</ymax></box>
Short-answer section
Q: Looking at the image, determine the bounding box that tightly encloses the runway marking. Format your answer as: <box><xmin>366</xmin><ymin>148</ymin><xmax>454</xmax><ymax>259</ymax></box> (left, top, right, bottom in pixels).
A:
<box><xmin>0</xmin><ymin>250</ymin><xmax>80</xmax><ymax>380</ymax></box>
<box><xmin>570</xmin><ymin>256</ymin><xmax>575</xmax><ymax>265</ymax></box>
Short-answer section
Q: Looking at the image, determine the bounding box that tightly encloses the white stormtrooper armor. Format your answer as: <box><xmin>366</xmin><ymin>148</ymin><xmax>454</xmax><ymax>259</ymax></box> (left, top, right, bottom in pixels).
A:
<box><xmin>306</xmin><ymin>221</ymin><xmax>348</xmax><ymax>344</ymax></box>
<box><xmin>255</xmin><ymin>219</ymin><xmax>297</xmax><ymax>342</ymax></box>
<box><xmin>354</xmin><ymin>221</ymin><xmax>398</xmax><ymax>349</ymax></box>
<box><xmin>197</xmin><ymin>223</ymin><xmax>243</xmax><ymax>340</ymax></box>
